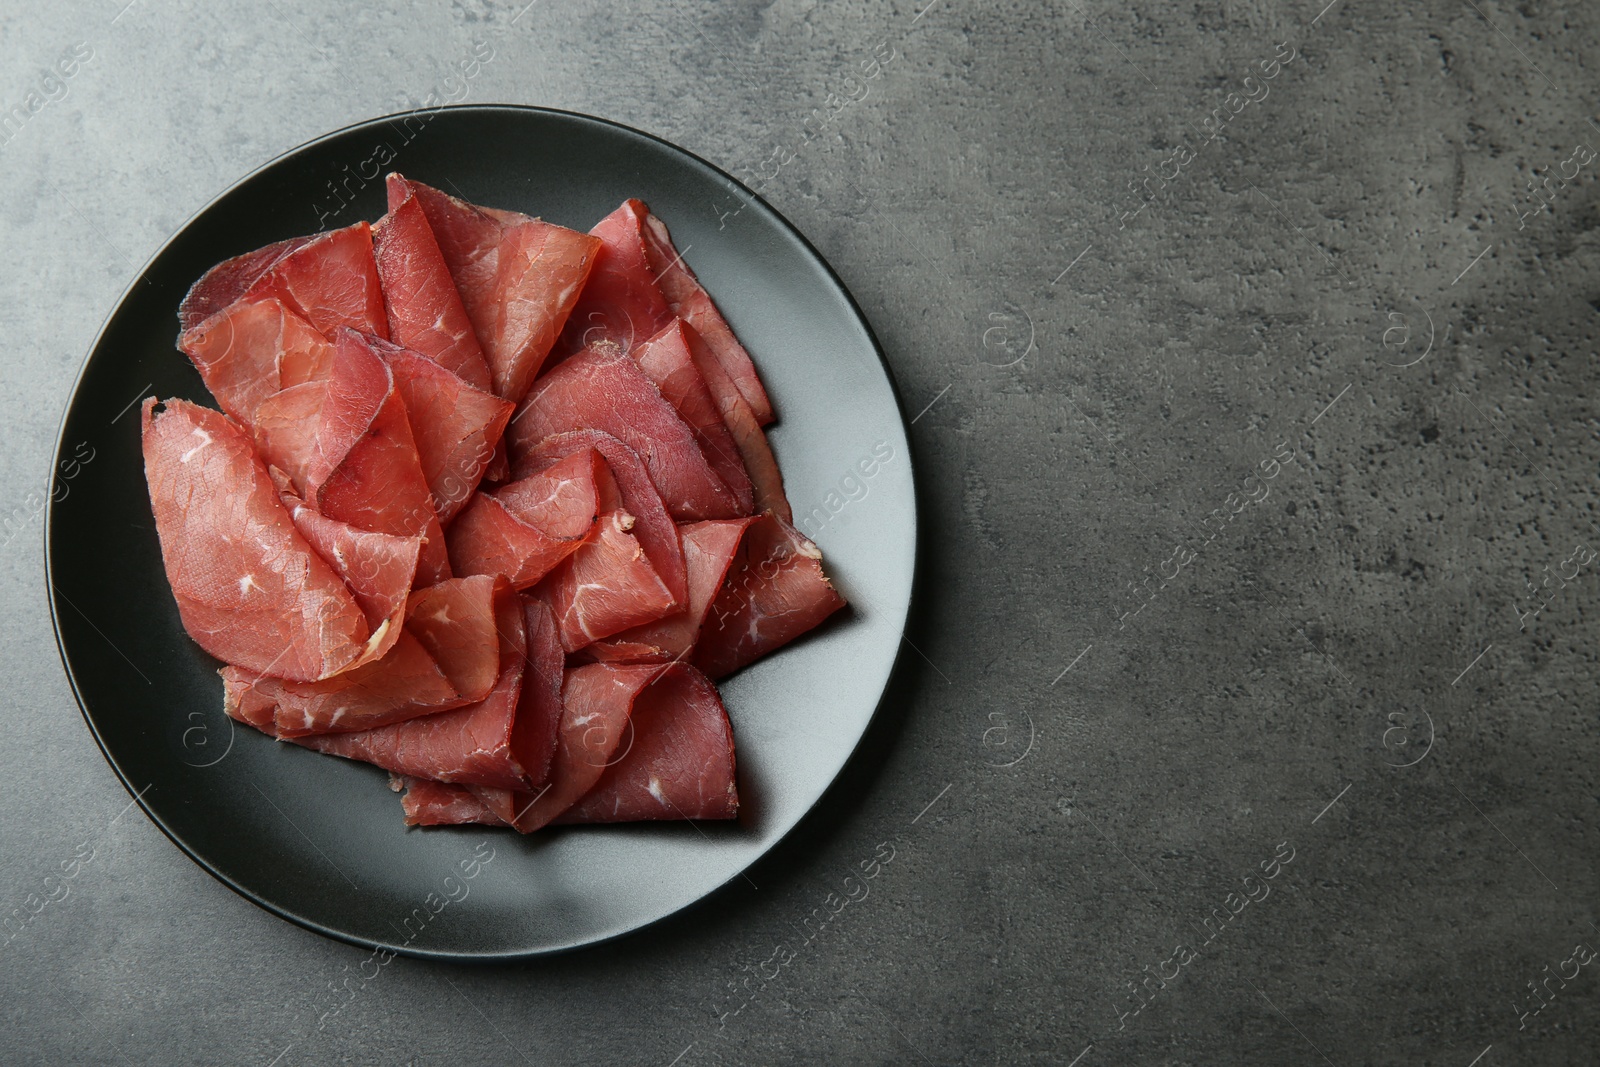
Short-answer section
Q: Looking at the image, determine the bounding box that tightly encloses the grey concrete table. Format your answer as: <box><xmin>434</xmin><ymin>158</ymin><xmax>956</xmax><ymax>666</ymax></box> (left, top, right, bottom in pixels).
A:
<box><xmin>4</xmin><ymin>0</ymin><xmax>1597</xmax><ymax>1063</ymax></box>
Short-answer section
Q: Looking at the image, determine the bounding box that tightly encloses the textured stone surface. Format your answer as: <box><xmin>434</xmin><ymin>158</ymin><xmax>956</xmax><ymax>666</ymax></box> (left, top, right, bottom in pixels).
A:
<box><xmin>4</xmin><ymin>0</ymin><xmax>1599</xmax><ymax>1063</ymax></box>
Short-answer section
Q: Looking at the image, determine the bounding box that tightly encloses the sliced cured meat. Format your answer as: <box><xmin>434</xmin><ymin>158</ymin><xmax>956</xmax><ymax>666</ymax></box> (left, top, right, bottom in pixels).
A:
<box><xmin>142</xmin><ymin>398</ymin><xmax>371</xmax><ymax>682</ymax></box>
<box><xmin>446</xmin><ymin>449</ymin><xmax>601</xmax><ymax>589</ymax></box>
<box><xmin>555</xmin><ymin>199</ymin><xmax>674</xmax><ymax>358</ymax></box>
<box><xmin>223</xmin><ymin>629</ymin><xmax>462</xmax><ymax>737</ymax></box>
<box><xmin>632</xmin><ymin>321</ymin><xmax>753</xmax><ymax>514</ymax></box>
<box><xmin>396</xmin><ymin>776</ymin><xmax>505</xmax><ymax>826</ymax></box>
<box><xmin>255</xmin><ymin>328</ymin><xmax>450</xmax><ymax>585</ymax></box>
<box><xmin>516</xmin><ymin>599</ymin><xmax>566</xmax><ymax>788</ymax></box>
<box><xmin>510</xmin><ymin>346</ymin><xmax>743</xmax><ymax>520</ymax></box>
<box><xmin>392</xmin><ymin>174</ymin><xmax>600</xmax><ymax>403</ymax></box>
<box><xmin>557</xmin><ymin>663</ymin><xmax>737</xmax><ymax>823</ymax></box>
<box><xmin>177</xmin><ymin>296</ymin><xmax>333</xmax><ymax>427</ymax></box>
<box><xmin>283</xmin><ymin>494</ymin><xmax>418</xmax><ymax>667</ymax></box>
<box><xmin>179</xmin><ymin>224</ymin><xmax>386</xmax><ymax>341</ymax></box>
<box><xmin>585</xmin><ymin>518</ymin><xmax>754</xmax><ymax>663</ymax></box>
<box><xmin>681</xmin><ymin>322</ymin><xmax>790</xmax><ymax>522</ymax></box>
<box><xmin>517</xmin><ymin>430</ymin><xmax>687</xmax><ymax>607</ymax></box>
<box><xmin>177</xmin><ymin>236</ymin><xmax>311</xmax><ymax>331</ymax></box>
<box><xmin>372</xmin><ymin>183</ymin><xmax>494</xmax><ymax>391</ymax></box>
<box><xmin>370</xmin><ymin>340</ymin><xmax>513</xmax><ymax>522</ymax></box>
<box><xmin>296</xmin><ymin>585</ymin><xmax>550</xmax><ymax>790</ymax></box>
<box><xmin>403</xmin><ymin>575</ymin><xmax>504</xmax><ymax>704</ymax></box>
<box><xmin>693</xmin><ymin>514</ymin><xmax>846</xmax><ymax>679</ymax></box>
<box><xmin>468</xmin><ymin>662</ymin><xmax>675</xmax><ymax>832</ymax></box>
<box><xmin>532</xmin><ymin>512</ymin><xmax>677</xmax><ymax>652</ymax></box>
<box><xmin>638</xmin><ymin>202</ymin><xmax>774</xmax><ymax>425</ymax></box>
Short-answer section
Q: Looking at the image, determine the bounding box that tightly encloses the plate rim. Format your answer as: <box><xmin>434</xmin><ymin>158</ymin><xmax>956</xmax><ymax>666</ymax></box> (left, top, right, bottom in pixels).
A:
<box><xmin>45</xmin><ymin>103</ymin><xmax>919</xmax><ymax>961</ymax></box>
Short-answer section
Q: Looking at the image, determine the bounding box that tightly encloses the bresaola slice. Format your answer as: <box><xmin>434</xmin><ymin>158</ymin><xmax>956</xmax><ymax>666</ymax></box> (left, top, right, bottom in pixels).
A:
<box><xmin>283</xmin><ymin>493</ymin><xmax>418</xmax><ymax>666</ymax></box>
<box><xmin>585</xmin><ymin>518</ymin><xmax>753</xmax><ymax>663</ymax></box>
<box><xmin>222</xmin><ymin>575</ymin><xmax>503</xmax><ymax>737</ymax></box>
<box><xmin>637</xmin><ymin>203</ymin><xmax>774</xmax><ymax>426</ymax></box>
<box><xmin>179</xmin><ymin>223</ymin><xmax>386</xmax><ymax>340</ymax></box>
<box><xmin>632</xmin><ymin>321</ymin><xmax>754</xmax><ymax>515</ymax></box>
<box><xmin>533</xmin><ymin>511</ymin><xmax>677</xmax><ymax>652</ymax></box>
<box><xmin>555</xmin><ymin>199</ymin><xmax>675</xmax><ymax>358</ymax></box>
<box><xmin>373</xmin><ymin>183</ymin><xmax>495</xmax><ymax>391</ymax></box>
<box><xmin>398</xmin><ymin>662</ymin><xmax>738</xmax><ymax>830</ymax></box>
<box><xmin>295</xmin><ymin>585</ymin><xmax>553</xmax><ymax>791</ymax></box>
<box><xmin>447</xmin><ymin>448</ymin><xmax>602</xmax><ymax>588</ymax></box>
<box><xmin>392</xmin><ymin>174</ymin><xmax>600</xmax><ymax>403</ymax></box>
<box><xmin>369</xmin><ymin>340</ymin><xmax>513</xmax><ymax>522</ymax></box>
<box><xmin>177</xmin><ymin>296</ymin><xmax>333</xmax><ymax>426</ymax></box>
<box><xmin>510</xmin><ymin>345</ymin><xmax>744</xmax><ymax>520</ymax></box>
<box><xmin>557</xmin><ymin>663</ymin><xmax>737</xmax><ymax>823</ymax></box>
<box><xmin>693</xmin><ymin>514</ymin><xmax>846</xmax><ymax>679</ymax></box>
<box><xmin>680</xmin><ymin>321</ymin><xmax>791</xmax><ymax>522</ymax></box>
<box><xmin>142</xmin><ymin>398</ymin><xmax>372</xmax><ymax>683</ymax></box>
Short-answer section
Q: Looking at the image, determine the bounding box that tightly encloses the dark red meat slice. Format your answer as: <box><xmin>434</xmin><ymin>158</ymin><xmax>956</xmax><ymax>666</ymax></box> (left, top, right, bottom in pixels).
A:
<box><xmin>632</xmin><ymin>321</ymin><xmax>753</xmax><ymax>514</ymax></box>
<box><xmin>681</xmin><ymin>322</ymin><xmax>790</xmax><ymax>522</ymax></box>
<box><xmin>372</xmin><ymin>184</ymin><xmax>494</xmax><ymax>391</ymax></box>
<box><xmin>295</xmin><ymin>584</ymin><xmax>545</xmax><ymax>790</ymax></box>
<box><xmin>283</xmin><ymin>493</ymin><xmax>418</xmax><ymax>667</ymax></box>
<box><xmin>468</xmin><ymin>662</ymin><xmax>673</xmax><ymax>832</ymax></box>
<box><xmin>517</xmin><ymin>430</ymin><xmax>687</xmax><ymax>608</ymax></box>
<box><xmin>370</xmin><ymin>340</ymin><xmax>513</xmax><ymax>522</ymax></box>
<box><xmin>142</xmin><ymin>398</ymin><xmax>371</xmax><ymax>682</ymax></box>
<box><xmin>177</xmin><ymin>296</ymin><xmax>333</xmax><ymax>427</ymax></box>
<box><xmin>554</xmin><ymin>199</ymin><xmax>674</xmax><ymax>358</ymax></box>
<box><xmin>396</xmin><ymin>776</ymin><xmax>505</xmax><ymax>827</ymax></box>
<box><xmin>638</xmin><ymin>203</ymin><xmax>774</xmax><ymax>425</ymax></box>
<box><xmin>693</xmin><ymin>514</ymin><xmax>847</xmax><ymax>679</ymax></box>
<box><xmin>557</xmin><ymin>663</ymin><xmax>737</xmax><ymax>823</ymax></box>
<box><xmin>177</xmin><ymin>236</ymin><xmax>311</xmax><ymax>331</ymax></box>
<box><xmin>509</xmin><ymin>346</ymin><xmax>743</xmax><ymax>521</ymax></box>
<box><xmin>255</xmin><ymin>329</ymin><xmax>451</xmax><ymax>585</ymax></box>
<box><xmin>531</xmin><ymin>512</ymin><xmax>677</xmax><ymax>652</ymax></box>
<box><xmin>223</xmin><ymin>629</ymin><xmax>461</xmax><ymax>737</ymax></box>
<box><xmin>446</xmin><ymin>447</ymin><xmax>601</xmax><ymax>588</ymax></box>
<box><xmin>585</xmin><ymin>518</ymin><xmax>754</xmax><ymax>663</ymax></box>
<box><xmin>516</xmin><ymin>599</ymin><xmax>566</xmax><ymax>788</ymax></box>
<box><xmin>180</xmin><ymin>224</ymin><xmax>386</xmax><ymax>341</ymax></box>
<box><xmin>403</xmin><ymin>575</ymin><xmax>504</xmax><ymax>704</ymax></box>
<box><xmin>392</xmin><ymin>174</ymin><xmax>600</xmax><ymax>403</ymax></box>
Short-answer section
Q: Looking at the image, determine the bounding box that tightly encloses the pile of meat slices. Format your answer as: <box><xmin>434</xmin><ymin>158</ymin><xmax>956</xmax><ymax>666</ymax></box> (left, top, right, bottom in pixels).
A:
<box><xmin>142</xmin><ymin>174</ymin><xmax>846</xmax><ymax>833</ymax></box>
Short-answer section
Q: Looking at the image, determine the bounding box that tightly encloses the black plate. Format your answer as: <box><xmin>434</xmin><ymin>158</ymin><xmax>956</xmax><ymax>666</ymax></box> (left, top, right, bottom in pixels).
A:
<box><xmin>47</xmin><ymin>106</ymin><xmax>916</xmax><ymax>959</ymax></box>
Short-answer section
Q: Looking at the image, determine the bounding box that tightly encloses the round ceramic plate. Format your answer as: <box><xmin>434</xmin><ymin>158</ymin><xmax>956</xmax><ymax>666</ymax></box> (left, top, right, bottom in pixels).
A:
<box><xmin>47</xmin><ymin>106</ymin><xmax>916</xmax><ymax>959</ymax></box>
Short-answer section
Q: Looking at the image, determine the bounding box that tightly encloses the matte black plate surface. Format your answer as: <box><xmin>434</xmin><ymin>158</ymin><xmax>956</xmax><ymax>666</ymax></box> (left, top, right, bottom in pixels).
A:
<box><xmin>47</xmin><ymin>106</ymin><xmax>916</xmax><ymax>959</ymax></box>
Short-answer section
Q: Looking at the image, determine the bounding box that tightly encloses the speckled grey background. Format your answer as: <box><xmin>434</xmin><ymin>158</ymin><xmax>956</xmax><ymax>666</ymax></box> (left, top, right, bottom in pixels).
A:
<box><xmin>4</xmin><ymin>0</ymin><xmax>1598</xmax><ymax>1063</ymax></box>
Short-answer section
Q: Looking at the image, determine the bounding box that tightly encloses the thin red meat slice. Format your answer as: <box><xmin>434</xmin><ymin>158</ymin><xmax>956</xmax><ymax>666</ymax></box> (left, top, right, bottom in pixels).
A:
<box><xmin>557</xmin><ymin>663</ymin><xmax>737</xmax><ymax>823</ymax></box>
<box><xmin>177</xmin><ymin>296</ymin><xmax>333</xmax><ymax>426</ymax></box>
<box><xmin>223</xmin><ymin>575</ymin><xmax>502</xmax><ymax>738</ymax></box>
<box><xmin>255</xmin><ymin>328</ymin><xmax>451</xmax><ymax>584</ymax></box>
<box><xmin>632</xmin><ymin>321</ymin><xmax>753</xmax><ymax>514</ymax></box>
<box><xmin>637</xmin><ymin>202</ymin><xmax>774</xmax><ymax>425</ymax></box>
<box><xmin>391</xmin><ymin>174</ymin><xmax>600</xmax><ymax>403</ymax></box>
<box><xmin>177</xmin><ymin>236</ymin><xmax>311</xmax><ymax>331</ymax></box>
<box><xmin>681</xmin><ymin>321</ymin><xmax>791</xmax><ymax>522</ymax></box>
<box><xmin>517</xmin><ymin>430</ymin><xmax>688</xmax><ymax>607</ymax></box>
<box><xmin>369</xmin><ymin>340</ymin><xmax>513</xmax><ymax>522</ymax></box>
<box><xmin>693</xmin><ymin>514</ymin><xmax>846</xmax><ymax>679</ymax></box>
<box><xmin>402</xmin><ymin>575</ymin><xmax>504</xmax><ymax>704</ymax></box>
<box><xmin>396</xmin><ymin>776</ymin><xmax>505</xmax><ymax>827</ymax></box>
<box><xmin>446</xmin><ymin>448</ymin><xmax>602</xmax><ymax>588</ymax></box>
<box><xmin>468</xmin><ymin>662</ymin><xmax>674</xmax><ymax>832</ymax></box>
<box><xmin>283</xmin><ymin>493</ymin><xmax>418</xmax><ymax>667</ymax></box>
<box><xmin>223</xmin><ymin>630</ymin><xmax>461</xmax><ymax>738</ymax></box>
<box><xmin>142</xmin><ymin>398</ymin><xmax>372</xmax><ymax>682</ymax></box>
<box><xmin>532</xmin><ymin>512</ymin><xmax>677</xmax><ymax>652</ymax></box>
<box><xmin>295</xmin><ymin>585</ymin><xmax>549</xmax><ymax>790</ymax></box>
<box><xmin>179</xmin><ymin>224</ymin><xmax>386</xmax><ymax>341</ymax></box>
<box><xmin>372</xmin><ymin>186</ymin><xmax>494</xmax><ymax>391</ymax></box>
<box><xmin>510</xmin><ymin>346</ymin><xmax>743</xmax><ymax>520</ymax></box>
<box><xmin>585</xmin><ymin>518</ymin><xmax>754</xmax><ymax>663</ymax></box>
<box><xmin>554</xmin><ymin>200</ymin><xmax>674</xmax><ymax>359</ymax></box>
